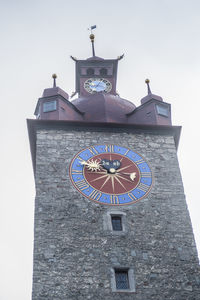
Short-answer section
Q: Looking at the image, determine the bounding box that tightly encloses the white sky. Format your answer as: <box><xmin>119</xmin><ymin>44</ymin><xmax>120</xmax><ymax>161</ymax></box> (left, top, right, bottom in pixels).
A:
<box><xmin>0</xmin><ymin>0</ymin><xmax>200</xmax><ymax>299</ymax></box>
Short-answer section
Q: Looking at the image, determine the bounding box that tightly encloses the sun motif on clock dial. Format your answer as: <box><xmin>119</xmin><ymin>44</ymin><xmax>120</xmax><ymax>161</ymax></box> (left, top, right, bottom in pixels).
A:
<box><xmin>69</xmin><ymin>145</ymin><xmax>153</xmax><ymax>205</ymax></box>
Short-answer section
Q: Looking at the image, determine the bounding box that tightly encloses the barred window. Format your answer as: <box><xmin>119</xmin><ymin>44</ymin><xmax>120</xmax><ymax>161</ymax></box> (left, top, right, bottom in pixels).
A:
<box><xmin>111</xmin><ymin>216</ymin><xmax>122</xmax><ymax>231</ymax></box>
<box><xmin>115</xmin><ymin>269</ymin><xmax>129</xmax><ymax>290</ymax></box>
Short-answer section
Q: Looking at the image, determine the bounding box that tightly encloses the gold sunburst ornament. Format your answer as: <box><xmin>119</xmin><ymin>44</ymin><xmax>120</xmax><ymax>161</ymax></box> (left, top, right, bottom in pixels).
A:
<box><xmin>80</xmin><ymin>159</ymin><xmax>101</xmax><ymax>171</ymax></box>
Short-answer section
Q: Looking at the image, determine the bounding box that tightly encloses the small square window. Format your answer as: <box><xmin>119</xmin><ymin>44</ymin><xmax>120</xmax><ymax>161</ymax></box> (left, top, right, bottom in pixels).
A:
<box><xmin>111</xmin><ymin>267</ymin><xmax>135</xmax><ymax>292</ymax></box>
<box><xmin>156</xmin><ymin>104</ymin><xmax>169</xmax><ymax>117</ymax></box>
<box><xmin>115</xmin><ymin>269</ymin><xmax>129</xmax><ymax>290</ymax></box>
<box><xmin>111</xmin><ymin>216</ymin><xmax>122</xmax><ymax>231</ymax></box>
<box><xmin>43</xmin><ymin>100</ymin><xmax>57</xmax><ymax>113</ymax></box>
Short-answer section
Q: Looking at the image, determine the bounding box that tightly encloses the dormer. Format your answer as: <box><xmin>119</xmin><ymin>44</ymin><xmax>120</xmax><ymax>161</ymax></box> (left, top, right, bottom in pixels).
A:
<box><xmin>34</xmin><ymin>74</ymin><xmax>84</xmax><ymax>121</ymax></box>
<box><xmin>127</xmin><ymin>79</ymin><xmax>172</xmax><ymax>126</ymax></box>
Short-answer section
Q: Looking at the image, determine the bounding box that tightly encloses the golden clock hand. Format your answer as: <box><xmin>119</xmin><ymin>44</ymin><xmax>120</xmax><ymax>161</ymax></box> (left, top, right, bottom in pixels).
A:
<box><xmin>119</xmin><ymin>172</ymin><xmax>136</xmax><ymax>181</ymax></box>
<box><xmin>86</xmin><ymin>171</ymin><xmax>107</xmax><ymax>174</ymax></box>
<box><xmin>116</xmin><ymin>172</ymin><xmax>136</xmax><ymax>181</ymax></box>
<box><xmin>80</xmin><ymin>160</ymin><xmax>92</xmax><ymax>167</ymax></box>
<box><xmin>116</xmin><ymin>173</ymin><xmax>133</xmax><ymax>183</ymax></box>
<box><xmin>130</xmin><ymin>172</ymin><xmax>136</xmax><ymax>181</ymax></box>
<box><xmin>80</xmin><ymin>159</ymin><xmax>101</xmax><ymax>171</ymax></box>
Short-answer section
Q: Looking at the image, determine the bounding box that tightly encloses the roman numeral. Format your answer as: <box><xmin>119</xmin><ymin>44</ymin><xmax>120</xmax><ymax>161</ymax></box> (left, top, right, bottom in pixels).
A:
<box><xmin>75</xmin><ymin>179</ymin><xmax>89</xmax><ymax>191</ymax></box>
<box><xmin>141</xmin><ymin>172</ymin><xmax>151</xmax><ymax>178</ymax></box>
<box><xmin>124</xmin><ymin>149</ymin><xmax>129</xmax><ymax>155</ymax></box>
<box><xmin>89</xmin><ymin>189</ymin><xmax>102</xmax><ymax>201</ymax></box>
<box><xmin>88</xmin><ymin>147</ymin><xmax>98</xmax><ymax>155</ymax></box>
<box><xmin>135</xmin><ymin>159</ymin><xmax>145</xmax><ymax>165</ymax></box>
<box><xmin>105</xmin><ymin>145</ymin><xmax>114</xmax><ymax>153</ymax></box>
<box><xmin>110</xmin><ymin>195</ymin><xmax>119</xmax><ymax>204</ymax></box>
<box><xmin>77</xmin><ymin>156</ymin><xmax>84</xmax><ymax>162</ymax></box>
<box><xmin>137</xmin><ymin>183</ymin><xmax>149</xmax><ymax>192</ymax></box>
<box><xmin>71</xmin><ymin>169</ymin><xmax>82</xmax><ymax>174</ymax></box>
<box><xmin>128</xmin><ymin>192</ymin><xmax>137</xmax><ymax>201</ymax></box>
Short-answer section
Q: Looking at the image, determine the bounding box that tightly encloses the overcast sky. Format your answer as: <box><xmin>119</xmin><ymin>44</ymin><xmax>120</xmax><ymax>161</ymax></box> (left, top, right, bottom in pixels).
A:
<box><xmin>0</xmin><ymin>0</ymin><xmax>200</xmax><ymax>299</ymax></box>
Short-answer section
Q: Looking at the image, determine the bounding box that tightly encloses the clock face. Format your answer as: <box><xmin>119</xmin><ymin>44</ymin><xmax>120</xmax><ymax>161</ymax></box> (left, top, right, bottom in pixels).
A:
<box><xmin>69</xmin><ymin>145</ymin><xmax>153</xmax><ymax>206</ymax></box>
<box><xmin>84</xmin><ymin>78</ymin><xmax>112</xmax><ymax>94</ymax></box>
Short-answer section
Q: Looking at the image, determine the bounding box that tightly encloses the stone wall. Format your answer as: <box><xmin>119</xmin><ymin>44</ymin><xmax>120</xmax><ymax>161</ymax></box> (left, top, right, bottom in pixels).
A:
<box><xmin>32</xmin><ymin>128</ymin><xmax>200</xmax><ymax>299</ymax></box>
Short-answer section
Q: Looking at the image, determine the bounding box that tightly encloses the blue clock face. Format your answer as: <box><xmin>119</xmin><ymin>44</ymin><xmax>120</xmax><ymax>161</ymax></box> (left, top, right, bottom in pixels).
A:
<box><xmin>84</xmin><ymin>78</ymin><xmax>112</xmax><ymax>93</ymax></box>
<box><xmin>69</xmin><ymin>145</ymin><xmax>153</xmax><ymax>206</ymax></box>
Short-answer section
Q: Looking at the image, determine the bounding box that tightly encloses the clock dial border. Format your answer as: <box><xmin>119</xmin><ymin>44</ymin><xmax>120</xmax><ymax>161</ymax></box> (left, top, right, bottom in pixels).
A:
<box><xmin>69</xmin><ymin>145</ymin><xmax>153</xmax><ymax>206</ymax></box>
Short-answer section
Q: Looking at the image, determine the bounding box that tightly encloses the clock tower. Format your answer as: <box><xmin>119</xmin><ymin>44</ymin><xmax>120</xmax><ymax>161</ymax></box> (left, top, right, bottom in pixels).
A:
<box><xmin>28</xmin><ymin>32</ymin><xmax>200</xmax><ymax>299</ymax></box>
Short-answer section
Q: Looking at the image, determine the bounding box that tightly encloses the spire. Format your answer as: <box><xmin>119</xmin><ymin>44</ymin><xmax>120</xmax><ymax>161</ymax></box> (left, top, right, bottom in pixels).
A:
<box><xmin>145</xmin><ymin>78</ymin><xmax>152</xmax><ymax>95</ymax></box>
<box><xmin>90</xmin><ymin>34</ymin><xmax>95</xmax><ymax>57</ymax></box>
<box><xmin>52</xmin><ymin>73</ymin><xmax>57</xmax><ymax>88</ymax></box>
<box><xmin>141</xmin><ymin>78</ymin><xmax>163</xmax><ymax>104</ymax></box>
<box><xmin>88</xmin><ymin>25</ymin><xmax>97</xmax><ymax>57</ymax></box>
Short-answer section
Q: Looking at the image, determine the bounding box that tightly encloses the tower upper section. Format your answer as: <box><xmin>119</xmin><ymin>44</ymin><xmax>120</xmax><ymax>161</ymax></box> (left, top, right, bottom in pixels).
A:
<box><xmin>34</xmin><ymin>32</ymin><xmax>172</xmax><ymax>126</ymax></box>
<box><xmin>72</xmin><ymin>55</ymin><xmax>121</xmax><ymax>97</ymax></box>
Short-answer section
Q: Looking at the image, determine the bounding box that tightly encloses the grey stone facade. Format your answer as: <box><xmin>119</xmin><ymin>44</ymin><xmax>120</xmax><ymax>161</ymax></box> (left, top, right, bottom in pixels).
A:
<box><xmin>32</xmin><ymin>127</ymin><xmax>200</xmax><ymax>300</ymax></box>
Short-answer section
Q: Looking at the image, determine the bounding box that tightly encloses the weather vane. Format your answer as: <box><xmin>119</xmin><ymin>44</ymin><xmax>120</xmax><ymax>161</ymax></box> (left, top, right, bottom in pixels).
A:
<box><xmin>88</xmin><ymin>25</ymin><xmax>97</xmax><ymax>34</ymax></box>
<box><xmin>88</xmin><ymin>25</ymin><xmax>97</xmax><ymax>57</ymax></box>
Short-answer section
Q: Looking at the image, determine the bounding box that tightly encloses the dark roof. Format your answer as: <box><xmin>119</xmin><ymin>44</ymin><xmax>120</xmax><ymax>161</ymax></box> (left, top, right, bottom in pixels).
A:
<box><xmin>72</xmin><ymin>92</ymin><xmax>136</xmax><ymax>123</ymax></box>
<box><xmin>42</xmin><ymin>86</ymin><xmax>69</xmax><ymax>99</ymax></box>
<box><xmin>86</xmin><ymin>56</ymin><xmax>105</xmax><ymax>61</ymax></box>
<box><xmin>141</xmin><ymin>93</ymin><xmax>163</xmax><ymax>104</ymax></box>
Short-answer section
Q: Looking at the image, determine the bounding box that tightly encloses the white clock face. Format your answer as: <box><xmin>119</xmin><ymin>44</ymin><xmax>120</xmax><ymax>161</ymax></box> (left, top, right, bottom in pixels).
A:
<box><xmin>84</xmin><ymin>78</ymin><xmax>112</xmax><ymax>94</ymax></box>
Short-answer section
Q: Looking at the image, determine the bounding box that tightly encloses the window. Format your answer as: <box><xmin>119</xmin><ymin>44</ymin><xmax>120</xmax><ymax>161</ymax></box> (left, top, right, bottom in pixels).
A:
<box><xmin>86</xmin><ymin>68</ymin><xmax>94</xmax><ymax>76</ymax></box>
<box><xmin>103</xmin><ymin>211</ymin><xmax>126</xmax><ymax>233</ymax></box>
<box><xmin>100</xmin><ymin>68</ymin><xmax>107</xmax><ymax>76</ymax></box>
<box><xmin>111</xmin><ymin>215</ymin><xmax>122</xmax><ymax>231</ymax></box>
<box><xmin>156</xmin><ymin>104</ymin><xmax>169</xmax><ymax>117</ymax></box>
<box><xmin>115</xmin><ymin>269</ymin><xmax>129</xmax><ymax>290</ymax></box>
<box><xmin>111</xmin><ymin>267</ymin><xmax>135</xmax><ymax>292</ymax></box>
<box><xmin>43</xmin><ymin>100</ymin><xmax>57</xmax><ymax>113</ymax></box>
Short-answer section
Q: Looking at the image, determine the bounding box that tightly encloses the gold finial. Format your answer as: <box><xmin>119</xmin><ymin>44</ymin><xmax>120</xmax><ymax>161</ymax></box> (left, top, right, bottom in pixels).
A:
<box><xmin>145</xmin><ymin>78</ymin><xmax>151</xmax><ymax>95</ymax></box>
<box><xmin>52</xmin><ymin>74</ymin><xmax>57</xmax><ymax>88</ymax></box>
<box><xmin>90</xmin><ymin>33</ymin><xmax>95</xmax><ymax>41</ymax></box>
<box><xmin>145</xmin><ymin>78</ymin><xmax>150</xmax><ymax>84</ymax></box>
<box><xmin>89</xmin><ymin>33</ymin><xmax>95</xmax><ymax>56</ymax></box>
<box><xmin>90</xmin><ymin>34</ymin><xmax>95</xmax><ymax>56</ymax></box>
<box><xmin>88</xmin><ymin>25</ymin><xmax>96</xmax><ymax>56</ymax></box>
